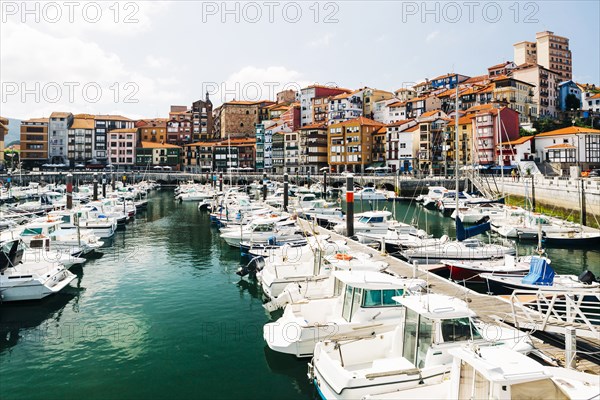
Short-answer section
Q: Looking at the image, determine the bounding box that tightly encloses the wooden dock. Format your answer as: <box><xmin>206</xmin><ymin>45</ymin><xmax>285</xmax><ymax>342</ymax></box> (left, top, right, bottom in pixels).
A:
<box><xmin>297</xmin><ymin>219</ymin><xmax>600</xmax><ymax>375</ymax></box>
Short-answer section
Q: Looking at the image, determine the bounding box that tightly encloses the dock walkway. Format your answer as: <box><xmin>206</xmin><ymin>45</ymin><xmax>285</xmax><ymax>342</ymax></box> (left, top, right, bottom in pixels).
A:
<box><xmin>297</xmin><ymin>218</ymin><xmax>600</xmax><ymax>374</ymax></box>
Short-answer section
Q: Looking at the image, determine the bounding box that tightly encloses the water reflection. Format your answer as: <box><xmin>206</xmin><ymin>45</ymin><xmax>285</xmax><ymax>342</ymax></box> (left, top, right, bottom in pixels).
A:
<box><xmin>262</xmin><ymin>345</ymin><xmax>314</xmax><ymax>399</ymax></box>
<box><xmin>0</xmin><ymin>292</ymin><xmax>76</xmax><ymax>354</ymax></box>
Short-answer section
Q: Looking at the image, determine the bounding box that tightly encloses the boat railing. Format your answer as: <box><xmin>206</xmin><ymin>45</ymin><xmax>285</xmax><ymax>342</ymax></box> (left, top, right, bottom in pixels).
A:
<box><xmin>508</xmin><ymin>289</ymin><xmax>600</xmax><ymax>340</ymax></box>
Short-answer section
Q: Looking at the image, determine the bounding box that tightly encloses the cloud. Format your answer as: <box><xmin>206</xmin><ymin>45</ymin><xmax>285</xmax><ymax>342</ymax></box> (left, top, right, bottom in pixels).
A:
<box><xmin>0</xmin><ymin>20</ymin><xmax>179</xmax><ymax>119</ymax></box>
<box><xmin>426</xmin><ymin>30</ymin><xmax>439</xmax><ymax>43</ymax></box>
<box><xmin>306</xmin><ymin>33</ymin><xmax>334</xmax><ymax>48</ymax></box>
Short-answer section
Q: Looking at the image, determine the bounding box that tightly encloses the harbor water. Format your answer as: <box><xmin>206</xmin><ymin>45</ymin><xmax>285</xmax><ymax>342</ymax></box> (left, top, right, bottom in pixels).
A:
<box><xmin>1</xmin><ymin>190</ymin><xmax>598</xmax><ymax>400</ymax></box>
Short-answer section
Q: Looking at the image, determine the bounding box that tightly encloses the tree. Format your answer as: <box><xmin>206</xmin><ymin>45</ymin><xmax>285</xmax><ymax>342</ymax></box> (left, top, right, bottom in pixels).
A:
<box><xmin>565</xmin><ymin>93</ymin><xmax>581</xmax><ymax>111</ymax></box>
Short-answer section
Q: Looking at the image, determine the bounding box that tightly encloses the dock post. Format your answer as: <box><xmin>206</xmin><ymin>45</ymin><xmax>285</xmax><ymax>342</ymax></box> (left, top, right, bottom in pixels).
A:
<box><xmin>102</xmin><ymin>174</ymin><xmax>107</xmax><ymax>198</ymax></box>
<box><xmin>323</xmin><ymin>171</ymin><xmax>327</xmax><ymax>198</ymax></box>
<box><xmin>283</xmin><ymin>173</ymin><xmax>289</xmax><ymax>212</ymax></box>
<box><xmin>111</xmin><ymin>170</ymin><xmax>115</xmax><ymax>191</ymax></box>
<box><xmin>412</xmin><ymin>261</ymin><xmax>418</xmax><ymax>278</ymax></box>
<box><xmin>531</xmin><ymin>175</ymin><xmax>536</xmax><ymax>212</ymax></box>
<box><xmin>566</xmin><ymin>326</ymin><xmax>577</xmax><ymax>369</ymax></box>
<box><xmin>346</xmin><ymin>174</ymin><xmax>354</xmax><ymax>237</ymax></box>
<box><xmin>93</xmin><ymin>173</ymin><xmax>98</xmax><ymax>201</ymax></box>
<box><xmin>66</xmin><ymin>173</ymin><xmax>73</xmax><ymax>210</ymax></box>
<box><xmin>262</xmin><ymin>173</ymin><xmax>267</xmax><ymax>201</ymax></box>
<box><xmin>581</xmin><ymin>180</ymin><xmax>587</xmax><ymax>226</ymax></box>
<box><xmin>219</xmin><ymin>172</ymin><xmax>223</xmax><ymax>192</ymax></box>
<box><xmin>307</xmin><ymin>170</ymin><xmax>311</xmax><ymax>187</ymax></box>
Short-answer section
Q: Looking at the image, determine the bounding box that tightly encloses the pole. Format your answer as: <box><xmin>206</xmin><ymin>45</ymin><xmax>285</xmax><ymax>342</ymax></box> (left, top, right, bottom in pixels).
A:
<box><xmin>262</xmin><ymin>172</ymin><xmax>267</xmax><ymax>201</ymax></box>
<box><xmin>283</xmin><ymin>173</ymin><xmax>289</xmax><ymax>211</ymax></box>
<box><xmin>219</xmin><ymin>172</ymin><xmax>223</xmax><ymax>192</ymax></box>
<box><xmin>111</xmin><ymin>169</ymin><xmax>115</xmax><ymax>191</ymax></box>
<box><xmin>102</xmin><ymin>173</ymin><xmax>107</xmax><ymax>198</ymax></box>
<box><xmin>66</xmin><ymin>173</ymin><xmax>73</xmax><ymax>209</ymax></box>
<box><xmin>454</xmin><ymin>79</ymin><xmax>460</xmax><ymax>217</ymax></box>
<box><xmin>323</xmin><ymin>171</ymin><xmax>327</xmax><ymax>198</ymax></box>
<box><xmin>531</xmin><ymin>175</ymin><xmax>536</xmax><ymax>212</ymax></box>
<box><xmin>565</xmin><ymin>326</ymin><xmax>577</xmax><ymax>369</ymax></box>
<box><xmin>581</xmin><ymin>179</ymin><xmax>587</xmax><ymax>226</ymax></box>
<box><xmin>346</xmin><ymin>174</ymin><xmax>354</xmax><ymax>237</ymax></box>
<box><xmin>93</xmin><ymin>173</ymin><xmax>98</xmax><ymax>201</ymax></box>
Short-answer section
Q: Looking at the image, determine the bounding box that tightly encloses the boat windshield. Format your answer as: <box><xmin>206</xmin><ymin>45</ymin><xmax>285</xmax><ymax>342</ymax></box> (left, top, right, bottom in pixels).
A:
<box><xmin>22</xmin><ymin>227</ymin><xmax>43</xmax><ymax>236</ymax></box>
<box><xmin>440</xmin><ymin>317</ymin><xmax>482</xmax><ymax>342</ymax></box>
<box><xmin>362</xmin><ymin>289</ymin><xmax>404</xmax><ymax>307</ymax></box>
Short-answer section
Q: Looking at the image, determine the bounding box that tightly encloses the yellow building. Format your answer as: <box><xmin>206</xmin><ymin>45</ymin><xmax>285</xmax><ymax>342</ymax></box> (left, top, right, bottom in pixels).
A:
<box><xmin>328</xmin><ymin>116</ymin><xmax>384</xmax><ymax>173</ymax></box>
<box><xmin>447</xmin><ymin>115</ymin><xmax>474</xmax><ymax>166</ymax></box>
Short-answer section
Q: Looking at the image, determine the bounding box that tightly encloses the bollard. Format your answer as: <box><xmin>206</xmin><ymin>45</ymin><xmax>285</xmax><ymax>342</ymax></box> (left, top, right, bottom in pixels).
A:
<box><xmin>307</xmin><ymin>170</ymin><xmax>311</xmax><ymax>187</ymax></box>
<box><xmin>581</xmin><ymin>181</ymin><xmax>587</xmax><ymax>226</ymax></box>
<box><xmin>531</xmin><ymin>175</ymin><xmax>536</xmax><ymax>212</ymax></box>
<box><xmin>93</xmin><ymin>173</ymin><xmax>98</xmax><ymax>201</ymax></box>
<box><xmin>122</xmin><ymin>174</ymin><xmax>127</xmax><ymax>187</ymax></box>
<box><xmin>111</xmin><ymin>170</ymin><xmax>115</xmax><ymax>191</ymax></box>
<box><xmin>66</xmin><ymin>173</ymin><xmax>73</xmax><ymax>209</ymax></box>
<box><xmin>412</xmin><ymin>261</ymin><xmax>419</xmax><ymax>279</ymax></box>
<box><xmin>346</xmin><ymin>174</ymin><xmax>354</xmax><ymax>237</ymax></box>
<box><xmin>219</xmin><ymin>172</ymin><xmax>223</xmax><ymax>192</ymax></box>
<box><xmin>565</xmin><ymin>326</ymin><xmax>577</xmax><ymax>369</ymax></box>
<box><xmin>283</xmin><ymin>173</ymin><xmax>289</xmax><ymax>211</ymax></box>
<box><xmin>323</xmin><ymin>171</ymin><xmax>327</xmax><ymax>198</ymax></box>
<box><xmin>262</xmin><ymin>173</ymin><xmax>267</xmax><ymax>201</ymax></box>
<box><xmin>102</xmin><ymin>174</ymin><xmax>107</xmax><ymax>198</ymax></box>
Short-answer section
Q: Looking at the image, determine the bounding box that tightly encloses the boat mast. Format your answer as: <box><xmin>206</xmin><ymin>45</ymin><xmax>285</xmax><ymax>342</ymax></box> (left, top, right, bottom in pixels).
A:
<box><xmin>497</xmin><ymin>105</ymin><xmax>504</xmax><ymax>195</ymax></box>
<box><xmin>455</xmin><ymin>78</ymin><xmax>459</xmax><ymax>216</ymax></box>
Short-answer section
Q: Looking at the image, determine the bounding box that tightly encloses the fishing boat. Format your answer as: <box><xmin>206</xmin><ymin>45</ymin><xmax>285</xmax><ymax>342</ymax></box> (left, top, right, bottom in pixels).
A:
<box><xmin>264</xmin><ymin>270</ymin><xmax>426</xmax><ymax>358</ymax></box>
<box><xmin>309</xmin><ymin>293</ymin><xmax>533</xmax><ymax>400</ymax></box>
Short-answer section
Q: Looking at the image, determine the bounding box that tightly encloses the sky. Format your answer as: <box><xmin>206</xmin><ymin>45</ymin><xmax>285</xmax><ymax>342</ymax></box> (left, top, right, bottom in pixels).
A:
<box><xmin>1</xmin><ymin>0</ymin><xmax>599</xmax><ymax>120</ymax></box>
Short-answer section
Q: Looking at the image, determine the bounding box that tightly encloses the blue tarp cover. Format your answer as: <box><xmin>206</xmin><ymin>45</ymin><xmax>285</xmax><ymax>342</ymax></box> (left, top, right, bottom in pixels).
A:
<box><xmin>521</xmin><ymin>257</ymin><xmax>555</xmax><ymax>286</ymax></box>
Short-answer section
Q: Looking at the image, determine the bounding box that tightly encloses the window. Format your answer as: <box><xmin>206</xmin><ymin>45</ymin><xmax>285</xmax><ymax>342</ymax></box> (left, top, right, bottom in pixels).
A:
<box><xmin>362</xmin><ymin>289</ymin><xmax>404</xmax><ymax>307</ymax></box>
<box><xmin>440</xmin><ymin>318</ymin><xmax>481</xmax><ymax>342</ymax></box>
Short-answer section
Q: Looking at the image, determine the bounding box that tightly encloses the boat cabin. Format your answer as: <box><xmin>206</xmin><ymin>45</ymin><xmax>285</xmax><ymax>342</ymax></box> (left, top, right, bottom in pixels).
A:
<box><xmin>391</xmin><ymin>294</ymin><xmax>482</xmax><ymax>369</ymax></box>
<box><xmin>357</xmin><ymin>211</ymin><xmax>392</xmax><ymax>225</ymax></box>
<box><xmin>332</xmin><ymin>271</ymin><xmax>413</xmax><ymax>323</ymax></box>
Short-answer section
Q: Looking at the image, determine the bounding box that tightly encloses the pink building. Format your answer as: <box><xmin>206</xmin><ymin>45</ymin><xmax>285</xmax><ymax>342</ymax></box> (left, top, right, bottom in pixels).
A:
<box><xmin>108</xmin><ymin>128</ymin><xmax>137</xmax><ymax>169</ymax></box>
<box><xmin>470</xmin><ymin>106</ymin><xmax>520</xmax><ymax>165</ymax></box>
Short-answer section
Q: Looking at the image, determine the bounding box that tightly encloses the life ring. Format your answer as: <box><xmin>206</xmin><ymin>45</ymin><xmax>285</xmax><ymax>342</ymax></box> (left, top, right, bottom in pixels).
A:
<box><xmin>335</xmin><ymin>253</ymin><xmax>353</xmax><ymax>261</ymax></box>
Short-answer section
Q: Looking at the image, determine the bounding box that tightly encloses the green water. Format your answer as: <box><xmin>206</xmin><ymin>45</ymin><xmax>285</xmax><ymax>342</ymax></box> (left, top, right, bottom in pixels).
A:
<box><xmin>1</xmin><ymin>191</ymin><xmax>597</xmax><ymax>400</ymax></box>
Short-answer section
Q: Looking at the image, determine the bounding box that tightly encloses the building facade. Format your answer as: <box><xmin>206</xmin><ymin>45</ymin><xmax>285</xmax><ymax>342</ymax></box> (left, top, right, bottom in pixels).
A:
<box><xmin>48</xmin><ymin>112</ymin><xmax>73</xmax><ymax>164</ymax></box>
<box><xmin>328</xmin><ymin>116</ymin><xmax>384</xmax><ymax>173</ymax></box>
<box><xmin>298</xmin><ymin>123</ymin><xmax>328</xmax><ymax>174</ymax></box>
<box><xmin>67</xmin><ymin>116</ymin><xmax>95</xmax><ymax>166</ymax></box>
<box><xmin>136</xmin><ymin>142</ymin><xmax>182</xmax><ymax>170</ymax></box>
<box><xmin>108</xmin><ymin>128</ymin><xmax>137</xmax><ymax>169</ymax></box>
<box><xmin>20</xmin><ymin>118</ymin><xmax>49</xmax><ymax>168</ymax></box>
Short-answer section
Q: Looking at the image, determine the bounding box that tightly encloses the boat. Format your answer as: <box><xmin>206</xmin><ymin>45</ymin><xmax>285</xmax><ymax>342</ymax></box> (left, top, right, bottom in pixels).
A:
<box><xmin>309</xmin><ymin>293</ymin><xmax>533</xmax><ymax>400</ymax></box>
<box><xmin>354</xmin><ymin>187</ymin><xmax>387</xmax><ymax>201</ymax></box>
<box><xmin>219</xmin><ymin>217</ymin><xmax>299</xmax><ymax>248</ymax></box>
<box><xmin>365</xmin><ymin>345</ymin><xmax>600</xmax><ymax>399</ymax></box>
<box><xmin>419</xmin><ymin>186</ymin><xmax>447</xmax><ymax>209</ymax></box>
<box><xmin>441</xmin><ymin>254</ymin><xmax>537</xmax><ymax>282</ymax></box>
<box><xmin>333</xmin><ymin>211</ymin><xmax>394</xmax><ymax>236</ymax></box>
<box><xmin>263</xmin><ymin>270</ymin><xmax>426</xmax><ymax>358</ymax></box>
<box><xmin>0</xmin><ymin>237</ymin><xmax>76</xmax><ymax>302</ymax></box>
<box><xmin>543</xmin><ymin>229</ymin><xmax>600</xmax><ymax>247</ymax></box>
<box><xmin>480</xmin><ymin>257</ymin><xmax>600</xmax><ymax>296</ymax></box>
<box><xmin>401</xmin><ymin>238</ymin><xmax>515</xmax><ymax>264</ymax></box>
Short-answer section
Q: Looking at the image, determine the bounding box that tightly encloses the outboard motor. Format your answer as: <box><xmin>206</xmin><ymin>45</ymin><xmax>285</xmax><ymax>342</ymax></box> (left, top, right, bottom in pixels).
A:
<box><xmin>236</xmin><ymin>256</ymin><xmax>265</xmax><ymax>277</ymax></box>
<box><xmin>578</xmin><ymin>270</ymin><xmax>597</xmax><ymax>285</ymax></box>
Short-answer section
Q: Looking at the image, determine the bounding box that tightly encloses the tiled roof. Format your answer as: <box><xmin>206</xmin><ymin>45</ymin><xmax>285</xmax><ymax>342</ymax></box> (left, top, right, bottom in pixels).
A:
<box><xmin>545</xmin><ymin>143</ymin><xmax>577</xmax><ymax>149</ymax></box>
<box><xmin>224</xmin><ymin>100</ymin><xmax>262</xmax><ymax>106</ymax></box>
<box><xmin>329</xmin><ymin>116</ymin><xmax>384</xmax><ymax>129</ymax></box>
<box><xmin>448</xmin><ymin>116</ymin><xmax>474</xmax><ymax>126</ymax></box>
<box><xmin>388</xmin><ymin>101</ymin><xmax>407</xmax><ymax>107</ymax></box>
<box><xmin>500</xmin><ymin>136</ymin><xmax>533</xmax><ymax>145</ymax></box>
<box><xmin>375</xmin><ymin>126</ymin><xmax>387</xmax><ymax>134</ymax></box>
<box><xmin>140</xmin><ymin>141</ymin><xmax>182</xmax><ymax>149</ymax></box>
<box><xmin>420</xmin><ymin>109</ymin><xmax>443</xmax><ymax>118</ymax></box>
<box><xmin>50</xmin><ymin>111</ymin><xmax>72</xmax><ymax>118</ymax></box>
<box><xmin>488</xmin><ymin>61</ymin><xmax>512</xmax><ymax>70</ymax></box>
<box><xmin>386</xmin><ymin>118</ymin><xmax>415</xmax><ymax>127</ymax></box>
<box><xmin>185</xmin><ymin>141</ymin><xmax>218</xmax><ymax>147</ymax></box>
<box><xmin>110</xmin><ymin>128</ymin><xmax>138</xmax><ymax>133</ymax></box>
<box><xmin>536</xmin><ymin>126</ymin><xmax>600</xmax><ymax>137</ymax></box>
<box><xmin>404</xmin><ymin>125</ymin><xmax>419</xmax><ymax>132</ymax></box>
<box><xmin>70</xmin><ymin>119</ymin><xmax>95</xmax><ymax>129</ymax></box>
<box><xmin>464</xmin><ymin>104</ymin><xmax>495</xmax><ymax>114</ymax></box>
<box><xmin>22</xmin><ymin>117</ymin><xmax>49</xmax><ymax>124</ymax></box>
<box><xmin>94</xmin><ymin>114</ymin><xmax>132</xmax><ymax>121</ymax></box>
<box><xmin>463</xmin><ymin>75</ymin><xmax>490</xmax><ymax>84</ymax></box>
<box><xmin>299</xmin><ymin>123</ymin><xmax>327</xmax><ymax>130</ymax></box>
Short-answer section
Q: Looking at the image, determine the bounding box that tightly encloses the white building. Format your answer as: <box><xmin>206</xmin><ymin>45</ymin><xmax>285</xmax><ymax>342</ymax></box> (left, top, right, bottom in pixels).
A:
<box><xmin>534</xmin><ymin>126</ymin><xmax>600</xmax><ymax>173</ymax></box>
<box><xmin>497</xmin><ymin>136</ymin><xmax>533</xmax><ymax>166</ymax></box>
<box><xmin>372</xmin><ymin>98</ymin><xmax>400</xmax><ymax>124</ymax></box>
<box><xmin>48</xmin><ymin>112</ymin><xmax>73</xmax><ymax>164</ymax></box>
<box><xmin>386</xmin><ymin>119</ymin><xmax>418</xmax><ymax>172</ymax></box>
<box><xmin>328</xmin><ymin>89</ymin><xmax>364</xmax><ymax>126</ymax></box>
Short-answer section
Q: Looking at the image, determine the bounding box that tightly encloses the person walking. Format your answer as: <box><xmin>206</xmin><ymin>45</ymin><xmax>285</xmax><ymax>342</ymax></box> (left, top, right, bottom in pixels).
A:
<box><xmin>511</xmin><ymin>169</ymin><xmax>516</xmax><ymax>181</ymax></box>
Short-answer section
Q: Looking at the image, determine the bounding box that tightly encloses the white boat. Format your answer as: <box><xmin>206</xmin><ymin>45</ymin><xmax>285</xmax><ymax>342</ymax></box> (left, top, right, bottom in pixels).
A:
<box><xmin>401</xmin><ymin>238</ymin><xmax>515</xmax><ymax>264</ymax></box>
<box><xmin>451</xmin><ymin>202</ymin><xmax>506</xmax><ymax>223</ymax></box>
<box><xmin>263</xmin><ymin>270</ymin><xmax>426</xmax><ymax>358</ymax></box>
<box><xmin>420</xmin><ymin>186</ymin><xmax>448</xmax><ymax>209</ymax></box>
<box><xmin>309</xmin><ymin>293</ymin><xmax>533</xmax><ymax>400</ymax></box>
<box><xmin>48</xmin><ymin>208</ymin><xmax>117</xmax><ymax>238</ymax></box>
<box><xmin>17</xmin><ymin>219</ymin><xmax>103</xmax><ymax>255</ymax></box>
<box><xmin>219</xmin><ymin>218</ymin><xmax>299</xmax><ymax>248</ymax></box>
<box><xmin>354</xmin><ymin>187</ymin><xmax>387</xmax><ymax>201</ymax></box>
<box><xmin>365</xmin><ymin>345</ymin><xmax>600</xmax><ymax>399</ymax></box>
<box><xmin>333</xmin><ymin>211</ymin><xmax>394</xmax><ymax>236</ymax></box>
<box><xmin>0</xmin><ymin>237</ymin><xmax>76</xmax><ymax>302</ymax></box>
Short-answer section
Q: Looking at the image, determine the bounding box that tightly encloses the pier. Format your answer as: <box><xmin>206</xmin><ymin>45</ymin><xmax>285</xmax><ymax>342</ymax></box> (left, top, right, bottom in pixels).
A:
<box><xmin>297</xmin><ymin>218</ymin><xmax>600</xmax><ymax>374</ymax></box>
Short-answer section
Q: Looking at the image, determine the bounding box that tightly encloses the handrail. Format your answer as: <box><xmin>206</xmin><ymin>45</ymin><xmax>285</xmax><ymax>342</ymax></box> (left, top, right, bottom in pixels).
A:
<box><xmin>509</xmin><ymin>289</ymin><xmax>600</xmax><ymax>339</ymax></box>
